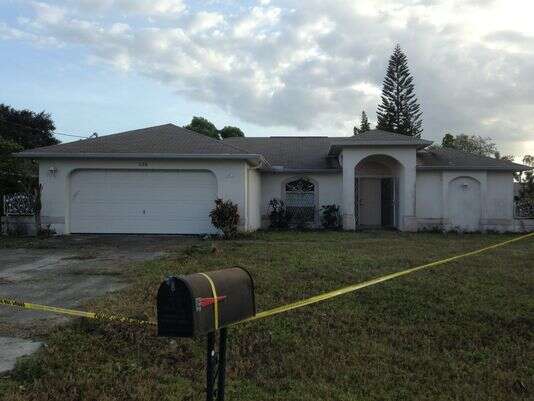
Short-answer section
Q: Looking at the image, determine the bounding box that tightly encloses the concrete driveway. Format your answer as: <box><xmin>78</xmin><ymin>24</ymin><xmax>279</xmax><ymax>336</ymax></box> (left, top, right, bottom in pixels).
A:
<box><xmin>0</xmin><ymin>235</ymin><xmax>191</xmax><ymax>373</ymax></box>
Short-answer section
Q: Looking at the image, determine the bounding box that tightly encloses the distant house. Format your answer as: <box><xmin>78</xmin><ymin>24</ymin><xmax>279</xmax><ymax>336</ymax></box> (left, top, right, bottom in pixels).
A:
<box><xmin>17</xmin><ymin>124</ymin><xmax>532</xmax><ymax>234</ymax></box>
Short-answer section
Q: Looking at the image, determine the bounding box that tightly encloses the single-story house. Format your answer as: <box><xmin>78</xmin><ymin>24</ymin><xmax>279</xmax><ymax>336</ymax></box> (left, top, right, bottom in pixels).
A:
<box><xmin>16</xmin><ymin>123</ymin><xmax>533</xmax><ymax>234</ymax></box>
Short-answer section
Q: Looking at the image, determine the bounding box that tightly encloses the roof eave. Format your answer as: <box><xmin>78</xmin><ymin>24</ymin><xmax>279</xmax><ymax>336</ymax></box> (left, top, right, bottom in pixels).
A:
<box><xmin>15</xmin><ymin>152</ymin><xmax>267</xmax><ymax>165</ymax></box>
<box><xmin>260</xmin><ymin>168</ymin><xmax>342</xmax><ymax>174</ymax></box>
<box><xmin>417</xmin><ymin>165</ymin><xmax>532</xmax><ymax>172</ymax></box>
<box><xmin>328</xmin><ymin>141</ymin><xmax>432</xmax><ymax>155</ymax></box>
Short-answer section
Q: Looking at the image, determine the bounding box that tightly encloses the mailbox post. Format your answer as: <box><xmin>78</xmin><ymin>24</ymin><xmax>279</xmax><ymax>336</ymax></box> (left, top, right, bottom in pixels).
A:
<box><xmin>157</xmin><ymin>268</ymin><xmax>255</xmax><ymax>401</ymax></box>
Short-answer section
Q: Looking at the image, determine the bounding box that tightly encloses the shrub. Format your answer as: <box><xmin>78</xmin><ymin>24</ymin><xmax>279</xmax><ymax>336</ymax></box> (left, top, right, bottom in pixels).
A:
<box><xmin>6</xmin><ymin>221</ymin><xmax>28</xmax><ymax>237</ymax></box>
<box><xmin>38</xmin><ymin>224</ymin><xmax>56</xmax><ymax>238</ymax></box>
<box><xmin>321</xmin><ymin>204</ymin><xmax>341</xmax><ymax>229</ymax></box>
<box><xmin>268</xmin><ymin>198</ymin><xmax>292</xmax><ymax>229</ymax></box>
<box><xmin>209</xmin><ymin>199</ymin><xmax>239</xmax><ymax>238</ymax></box>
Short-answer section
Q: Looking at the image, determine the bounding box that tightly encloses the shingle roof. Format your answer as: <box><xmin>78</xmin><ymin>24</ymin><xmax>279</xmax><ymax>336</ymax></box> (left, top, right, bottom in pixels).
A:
<box><xmin>17</xmin><ymin>124</ymin><xmax>255</xmax><ymax>159</ymax></box>
<box><xmin>223</xmin><ymin>136</ymin><xmax>339</xmax><ymax>170</ymax></box>
<box><xmin>416</xmin><ymin>147</ymin><xmax>531</xmax><ymax>171</ymax></box>
<box><xmin>17</xmin><ymin>123</ymin><xmax>531</xmax><ymax>172</ymax></box>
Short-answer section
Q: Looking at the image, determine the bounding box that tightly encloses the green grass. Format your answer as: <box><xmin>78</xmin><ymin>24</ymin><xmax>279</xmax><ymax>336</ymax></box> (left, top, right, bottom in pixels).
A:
<box><xmin>1</xmin><ymin>231</ymin><xmax>533</xmax><ymax>401</ymax></box>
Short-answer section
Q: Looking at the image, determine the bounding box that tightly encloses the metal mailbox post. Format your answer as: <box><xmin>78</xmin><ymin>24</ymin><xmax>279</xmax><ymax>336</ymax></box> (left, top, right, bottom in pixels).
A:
<box><xmin>157</xmin><ymin>267</ymin><xmax>256</xmax><ymax>401</ymax></box>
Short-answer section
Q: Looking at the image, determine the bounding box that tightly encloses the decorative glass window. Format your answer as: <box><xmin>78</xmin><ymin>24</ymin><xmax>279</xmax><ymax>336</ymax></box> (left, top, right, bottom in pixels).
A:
<box><xmin>285</xmin><ymin>178</ymin><xmax>315</xmax><ymax>224</ymax></box>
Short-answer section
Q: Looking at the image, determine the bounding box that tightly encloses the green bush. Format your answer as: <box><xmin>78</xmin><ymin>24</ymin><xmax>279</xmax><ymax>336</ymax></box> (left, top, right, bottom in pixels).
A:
<box><xmin>268</xmin><ymin>198</ymin><xmax>292</xmax><ymax>229</ymax></box>
<box><xmin>320</xmin><ymin>204</ymin><xmax>341</xmax><ymax>229</ymax></box>
<box><xmin>209</xmin><ymin>198</ymin><xmax>239</xmax><ymax>238</ymax></box>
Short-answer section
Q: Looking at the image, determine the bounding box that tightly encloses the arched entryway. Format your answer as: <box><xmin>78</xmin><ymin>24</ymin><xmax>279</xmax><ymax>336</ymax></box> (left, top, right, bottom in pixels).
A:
<box><xmin>354</xmin><ymin>155</ymin><xmax>402</xmax><ymax>228</ymax></box>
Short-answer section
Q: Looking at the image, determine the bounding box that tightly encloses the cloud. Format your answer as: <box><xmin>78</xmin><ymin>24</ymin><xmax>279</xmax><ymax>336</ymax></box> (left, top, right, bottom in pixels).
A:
<box><xmin>69</xmin><ymin>0</ymin><xmax>186</xmax><ymax>16</ymax></box>
<box><xmin>188</xmin><ymin>11</ymin><xmax>224</xmax><ymax>34</ymax></box>
<box><xmin>2</xmin><ymin>0</ymin><xmax>534</xmax><ymax>156</ymax></box>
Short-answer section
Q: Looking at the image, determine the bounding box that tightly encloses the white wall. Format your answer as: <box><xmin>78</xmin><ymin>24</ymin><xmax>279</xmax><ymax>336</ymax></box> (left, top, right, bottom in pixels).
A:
<box><xmin>415</xmin><ymin>171</ymin><xmax>443</xmax><ymax>229</ymax></box>
<box><xmin>415</xmin><ymin>169</ymin><xmax>517</xmax><ymax>232</ymax></box>
<box><xmin>486</xmin><ymin>172</ymin><xmax>514</xmax><ymax>220</ymax></box>
<box><xmin>260</xmin><ymin>172</ymin><xmax>342</xmax><ymax>226</ymax></box>
<box><xmin>38</xmin><ymin>158</ymin><xmax>249</xmax><ymax>234</ymax></box>
<box><xmin>246</xmin><ymin>167</ymin><xmax>262</xmax><ymax>230</ymax></box>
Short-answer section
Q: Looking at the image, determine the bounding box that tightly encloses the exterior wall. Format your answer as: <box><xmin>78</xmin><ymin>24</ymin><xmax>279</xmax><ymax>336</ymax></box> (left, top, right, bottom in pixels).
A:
<box><xmin>259</xmin><ymin>172</ymin><xmax>342</xmax><ymax>227</ymax></box>
<box><xmin>415</xmin><ymin>171</ymin><xmax>443</xmax><ymax>229</ymax></box>
<box><xmin>341</xmin><ymin>147</ymin><xmax>417</xmax><ymax>231</ymax></box>
<box><xmin>38</xmin><ymin>158</ymin><xmax>249</xmax><ymax>235</ymax></box>
<box><xmin>246</xmin><ymin>167</ymin><xmax>262</xmax><ymax>231</ymax></box>
<box><xmin>416</xmin><ymin>169</ymin><xmax>523</xmax><ymax>232</ymax></box>
<box><xmin>484</xmin><ymin>171</ymin><xmax>515</xmax><ymax>231</ymax></box>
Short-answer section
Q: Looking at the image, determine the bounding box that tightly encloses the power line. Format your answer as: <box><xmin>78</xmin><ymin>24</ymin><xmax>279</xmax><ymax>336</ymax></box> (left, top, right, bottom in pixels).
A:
<box><xmin>52</xmin><ymin>132</ymin><xmax>88</xmax><ymax>139</ymax></box>
<box><xmin>0</xmin><ymin>120</ymin><xmax>89</xmax><ymax>139</ymax></box>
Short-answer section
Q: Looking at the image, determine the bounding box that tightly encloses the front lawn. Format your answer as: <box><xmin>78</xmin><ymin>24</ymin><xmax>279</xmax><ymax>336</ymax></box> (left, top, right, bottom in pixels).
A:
<box><xmin>1</xmin><ymin>231</ymin><xmax>533</xmax><ymax>401</ymax></box>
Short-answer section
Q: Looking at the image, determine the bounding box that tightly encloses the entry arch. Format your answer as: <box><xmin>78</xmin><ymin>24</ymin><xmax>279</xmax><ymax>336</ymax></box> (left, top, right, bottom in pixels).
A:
<box><xmin>354</xmin><ymin>154</ymin><xmax>403</xmax><ymax>228</ymax></box>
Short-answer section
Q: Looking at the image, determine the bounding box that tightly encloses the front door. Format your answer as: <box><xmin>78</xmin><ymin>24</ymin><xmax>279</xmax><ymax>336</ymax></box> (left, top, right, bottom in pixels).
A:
<box><xmin>358</xmin><ymin>178</ymin><xmax>381</xmax><ymax>226</ymax></box>
<box><xmin>381</xmin><ymin>178</ymin><xmax>394</xmax><ymax>227</ymax></box>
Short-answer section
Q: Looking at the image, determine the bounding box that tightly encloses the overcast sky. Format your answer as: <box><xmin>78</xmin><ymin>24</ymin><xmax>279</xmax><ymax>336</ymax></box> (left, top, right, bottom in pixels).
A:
<box><xmin>1</xmin><ymin>0</ymin><xmax>533</xmax><ymax>159</ymax></box>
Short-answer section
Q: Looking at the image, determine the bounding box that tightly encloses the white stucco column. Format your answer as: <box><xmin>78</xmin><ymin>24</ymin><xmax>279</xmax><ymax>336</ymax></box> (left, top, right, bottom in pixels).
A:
<box><xmin>341</xmin><ymin>150</ymin><xmax>367</xmax><ymax>230</ymax></box>
<box><xmin>400</xmin><ymin>150</ymin><xmax>417</xmax><ymax>231</ymax></box>
<box><xmin>342</xmin><ymin>156</ymin><xmax>356</xmax><ymax>229</ymax></box>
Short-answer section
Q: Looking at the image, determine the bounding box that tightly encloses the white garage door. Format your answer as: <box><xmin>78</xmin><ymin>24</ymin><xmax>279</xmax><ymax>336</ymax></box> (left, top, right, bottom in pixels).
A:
<box><xmin>70</xmin><ymin>170</ymin><xmax>217</xmax><ymax>234</ymax></box>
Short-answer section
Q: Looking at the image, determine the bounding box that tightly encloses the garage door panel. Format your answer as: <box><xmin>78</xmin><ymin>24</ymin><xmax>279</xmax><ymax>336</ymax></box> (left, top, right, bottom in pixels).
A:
<box><xmin>70</xmin><ymin>170</ymin><xmax>218</xmax><ymax>234</ymax></box>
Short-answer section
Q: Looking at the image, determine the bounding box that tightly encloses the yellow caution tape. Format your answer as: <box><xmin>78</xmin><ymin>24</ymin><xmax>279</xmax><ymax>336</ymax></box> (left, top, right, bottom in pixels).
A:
<box><xmin>0</xmin><ymin>297</ymin><xmax>155</xmax><ymax>326</ymax></box>
<box><xmin>233</xmin><ymin>231</ymin><xmax>534</xmax><ymax>325</ymax></box>
<box><xmin>1</xmin><ymin>232</ymin><xmax>532</xmax><ymax>329</ymax></box>
<box><xmin>198</xmin><ymin>272</ymin><xmax>220</xmax><ymax>330</ymax></box>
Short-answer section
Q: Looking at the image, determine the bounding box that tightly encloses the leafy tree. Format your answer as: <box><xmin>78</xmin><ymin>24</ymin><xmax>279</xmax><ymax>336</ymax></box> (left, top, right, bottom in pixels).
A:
<box><xmin>220</xmin><ymin>126</ymin><xmax>245</xmax><ymax>139</ymax></box>
<box><xmin>0</xmin><ymin>137</ymin><xmax>37</xmax><ymax>216</ymax></box>
<box><xmin>440</xmin><ymin>133</ymin><xmax>516</xmax><ymax>161</ymax></box>
<box><xmin>518</xmin><ymin>155</ymin><xmax>534</xmax><ymax>198</ymax></box>
<box><xmin>184</xmin><ymin>117</ymin><xmax>246</xmax><ymax>140</ymax></box>
<box><xmin>0</xmin><ymin>104</ymin><xmax>56</xmax><ymax>202</ymax></box>
<box><xmin>376</xmin><ymin>45</ymin><xmax>423</xmax><ymax>137</ymax></box>
<box><xmin>0</xmin><ymin>104</ymin><xmax>58</xmax><ymax>150</ymax></box>
<box><xmin>494</xmin><ymin>151</ymin><xmax>515</xmax><ymax>162</ymax></box>
<box><xmin>441</xmin><ymin>134</ymin><xmax>497</xmax><ymax>157</ymax></box>
<box><xmin>441</xmin><ymin>133</ymin><xmax>455</xmax><ymax>148</ymax></box>
<box><xmin>184</xmin><ymin>116</ymin><xmax>220</xmax><ymax>140</ymax></box>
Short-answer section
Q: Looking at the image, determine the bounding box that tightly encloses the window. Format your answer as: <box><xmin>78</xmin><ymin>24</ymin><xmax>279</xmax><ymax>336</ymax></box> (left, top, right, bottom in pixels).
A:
<box><xmin>285</xmin><ymin>178</ymin><xmax>316</xmax><ymax>224</ymax></box>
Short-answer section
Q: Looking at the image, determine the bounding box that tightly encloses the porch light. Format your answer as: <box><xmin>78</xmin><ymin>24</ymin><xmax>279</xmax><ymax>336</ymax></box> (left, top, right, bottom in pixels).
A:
<box><xmin>48</xmin><ymin>166</ymin><xmax>58</xmax><ymax>176</ymax></box>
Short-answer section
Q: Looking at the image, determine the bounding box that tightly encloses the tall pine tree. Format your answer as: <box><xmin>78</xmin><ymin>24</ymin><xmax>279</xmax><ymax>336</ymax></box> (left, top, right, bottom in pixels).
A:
<box><xmin>360</xmin><ymin>111</ymin><xmax>370</xmax><ymax>132</ymax></box>
<box><xmin>376</xmin><ymin>45</ymin><xmax>423</xmax><ymax>137</ymax></box>
<box><xmin>353</xmin><ymin>111</ymin><xmax>371</xmax><ymax>135</ymax></box>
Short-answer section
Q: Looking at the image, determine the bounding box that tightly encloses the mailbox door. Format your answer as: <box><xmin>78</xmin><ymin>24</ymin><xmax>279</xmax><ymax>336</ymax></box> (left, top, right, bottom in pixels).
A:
<box><xmin>157</xmin><ymin>277</ymin><xmax>195</xmax><ymax>337</ymax></box>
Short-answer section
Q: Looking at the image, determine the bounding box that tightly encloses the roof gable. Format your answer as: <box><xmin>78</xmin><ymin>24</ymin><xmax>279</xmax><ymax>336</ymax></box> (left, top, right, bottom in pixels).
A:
<box><xmin>17</xmin><ymin>124</ymin><xmax>256</xmax><ymax>159</ymax></box>
<box><xmin>328</xmin><ymin>130</ymin><xmax>432</xmax><ymax>155</ymax></box>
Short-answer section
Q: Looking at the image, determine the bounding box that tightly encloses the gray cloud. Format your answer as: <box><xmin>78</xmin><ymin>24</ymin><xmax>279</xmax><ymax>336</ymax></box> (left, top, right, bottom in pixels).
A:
<box><xmin>2</xmin><ymin>0</ymin><xmax>534</xmax><ymax>157</ymax></box>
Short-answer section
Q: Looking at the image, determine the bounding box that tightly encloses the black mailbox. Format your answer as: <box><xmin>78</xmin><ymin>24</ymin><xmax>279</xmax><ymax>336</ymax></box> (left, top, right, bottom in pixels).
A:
<box><xmin>157</xmin><ymin>267</ymin><xmax>255</xmax><ymax>337</ymax></box>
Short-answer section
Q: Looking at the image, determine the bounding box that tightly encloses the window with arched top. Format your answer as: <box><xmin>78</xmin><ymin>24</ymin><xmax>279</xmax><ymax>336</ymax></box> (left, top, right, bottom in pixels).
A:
<box><xmin>284</xmin><ymin>178</ymin><xmax>316</xmax><ymax>224</ymax></box>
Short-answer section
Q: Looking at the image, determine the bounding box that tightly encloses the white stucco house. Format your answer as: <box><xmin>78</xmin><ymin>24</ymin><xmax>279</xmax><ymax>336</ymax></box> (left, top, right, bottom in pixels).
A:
<box><xmin>17</xmin><ymin>123</ymin><xmax>532</xmax><ymax>234</ymax></box>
